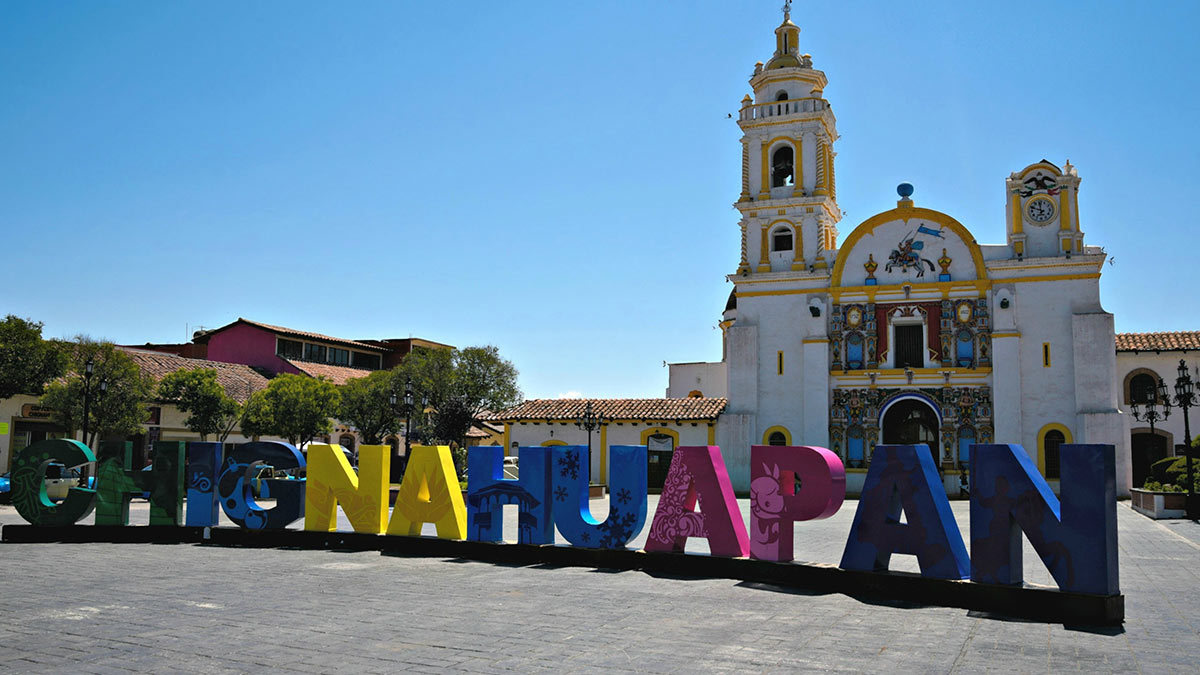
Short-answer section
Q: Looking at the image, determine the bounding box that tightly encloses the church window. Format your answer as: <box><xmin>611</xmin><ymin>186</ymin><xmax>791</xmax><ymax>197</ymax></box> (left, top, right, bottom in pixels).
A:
<box><xmin>845</xmin><ymin>332</ymin><xmax>864</xmax><ymax>370</ymax></box>
<box><xmin>776</xmin><ymin>91</ymin><xmax>789</xmax><ymax>101</ymax></box>
<box><xmin>777</xmin><ymin>351</ymin><xmax>784</xmax><ymax>375</ymax></box>
<box><xmin>771</xmin><ymin>146</ymin><xmax>794</xmax><ymax>187</ymax></box>
<box><xmin>772</xmin><ymin>228</ymin><xmax>793</xmax><ymax>251</ymax></box>
<box><xmin>955</xmin><ymin>329</ymin><xmax>974</xmax><ymax>367</ymax></box>
<box><xmin>768</xmin><ymin>431</ymin><xmax>787</xmax><ymax>446</ymax></box>
<box><xmin>894</xmin><ymin>324</ymin><xmax>924</xmax><ymax>368</ymax></box>
<box><xmin>957</xmin><ymin>426</ymin><xmax>975</xmax><ymax>464</ymax></box>
<box><xmin>1042</xmin><ymin>342</ymin><xmax>1051</xmax><ymax>367</ymax></box>
<box><xmin>1129</xmin><ymin>373</ymin><xmax>1157</xmax><ymax>403</ymax></box>
<box><xmin>1043</xmin><ymin>429</ymin><xmax>1065</xmax><ymax>479</ymax></box>
<box><xmin>846</xmin><ymin>426</ymin><xmax>865</xmax><ymax>467</ymax></box>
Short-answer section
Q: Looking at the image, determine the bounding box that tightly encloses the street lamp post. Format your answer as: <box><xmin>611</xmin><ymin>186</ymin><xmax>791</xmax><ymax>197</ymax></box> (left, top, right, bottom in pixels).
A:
<box><xmin>1168</xmin><ymin>359</ymin><xmax>1196</xmax><ymax>517</ymax></box>
<box><xmin>1130</xmin><ymin>376</ymin><xmax>1171</xmax><ymax>460</ymax></box>
<box><xmin>389</xmin><ymin>390</ymin><xmax>400</xmax><ymax>482</ymax></box>
<box><xmin>574</xmin><ymin>401</ymin><xmax>607</xmax><ymax>484</ymax></box>
<box><xmin>404</xmin><ymin>377</ymin><xmax>415</xmax><ymax>469</ymax></box>
<box><xmin>81</xmin><ymin>358</ymin><xmax>95</xmax><ymax>447</ymax></box>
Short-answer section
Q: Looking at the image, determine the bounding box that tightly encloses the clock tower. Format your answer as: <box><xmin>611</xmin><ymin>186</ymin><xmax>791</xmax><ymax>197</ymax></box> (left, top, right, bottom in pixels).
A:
<box><xmin>734</xmin><ymin>3</ymin><xmax>841</xmax><ymax>275</ymax></box>
<box><xmin>1005</xmin><ymin>159</ymin><xmax>1084</xmax><ymax>259</ymax></box>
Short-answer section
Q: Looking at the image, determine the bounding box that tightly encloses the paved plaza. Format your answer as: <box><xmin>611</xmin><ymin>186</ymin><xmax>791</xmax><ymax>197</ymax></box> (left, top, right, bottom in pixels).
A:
<box><xmin>2</xmin><ymin>497</ymin><xmax>1199</xmax><ymax>672</ymax></box>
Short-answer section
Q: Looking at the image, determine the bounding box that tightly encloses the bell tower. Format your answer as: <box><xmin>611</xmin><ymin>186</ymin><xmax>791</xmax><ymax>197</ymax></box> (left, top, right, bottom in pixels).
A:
<box><xmin>735</xmin><ymin>2</ymin><xmax>841</xmax><ymax>275</ymax></box>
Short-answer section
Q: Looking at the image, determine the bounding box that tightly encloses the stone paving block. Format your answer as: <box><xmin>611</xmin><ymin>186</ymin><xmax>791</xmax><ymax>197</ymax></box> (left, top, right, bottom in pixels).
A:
<box><xmin>3</xmin><ymin>500</ymin><xmax>1200</xmax><ymax>671</ymax></box>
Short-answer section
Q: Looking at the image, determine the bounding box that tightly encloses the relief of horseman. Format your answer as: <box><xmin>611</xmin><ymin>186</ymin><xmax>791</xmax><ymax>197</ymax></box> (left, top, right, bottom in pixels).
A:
<box><xmin>885</xmin><ymin>224</ymin><xmax>942</xmax><ymax>277</ymax></box>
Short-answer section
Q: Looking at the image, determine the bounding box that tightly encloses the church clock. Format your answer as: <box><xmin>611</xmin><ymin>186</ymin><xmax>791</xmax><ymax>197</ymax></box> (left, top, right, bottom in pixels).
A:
<box><xmin>1026</xmin><ymin>196</ymin><xmax>1056</xmax><ymax>224</ymax></box>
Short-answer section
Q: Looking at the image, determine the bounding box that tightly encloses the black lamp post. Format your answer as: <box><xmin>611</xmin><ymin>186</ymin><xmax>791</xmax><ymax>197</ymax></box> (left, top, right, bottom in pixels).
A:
<box><xmin>402</xmin><ymin>378</ymin><xmax>415</xmax><ymax>476</ymax></box>
<box><xmin>574</xmin><ymin>400</ymin><xmax>607</xmax><ymax>484</ymax></box>
<box><xmin>1168</xmin><ymin>359</ymin><xmax>1196</xmax><ymax>517</ymax></box>
<box><xmin>388</xmin><ymin>387</ymin><xmax>409</xmax><ymax>483</ymax></box>
<box><xmin>1130</xmin><ymin>376</ymin><xmax>1171</xmax><ymax>447</ymax></box>
<box><xmin>81</xmin><ymin>358</ymin><xmax>95</xmax><ymax>447</ymax></box>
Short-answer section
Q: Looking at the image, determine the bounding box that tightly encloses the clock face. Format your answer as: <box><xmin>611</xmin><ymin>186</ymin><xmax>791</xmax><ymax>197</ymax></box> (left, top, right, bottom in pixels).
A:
<box><xmin>846</xmin><ymin>307</ymin><xmax>862</xmax><ymax>327</ymax></box>
<box><xmin>956</xmin><ymin>302</ymin><xmax>973</xmax><ymax>324</ymax></box>
<box><xmin>1026</xmin><ymin>197</ymin><xmax>1056</xmax><ymax>224</ymax></box>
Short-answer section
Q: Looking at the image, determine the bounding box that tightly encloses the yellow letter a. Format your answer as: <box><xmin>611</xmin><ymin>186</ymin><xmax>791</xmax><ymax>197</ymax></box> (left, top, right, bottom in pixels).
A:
<box><xmin>387</xmin><ymin>445</ymin><xmax>466</xmax><ymax>539</ymax></box>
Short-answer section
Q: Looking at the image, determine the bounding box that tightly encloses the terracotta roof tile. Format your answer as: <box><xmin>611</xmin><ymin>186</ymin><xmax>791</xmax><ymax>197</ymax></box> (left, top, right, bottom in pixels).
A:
<box><xmin>118</xmin><ymin>347</ymin><xmax>269</xmax><ymax>403</ymax></box>
<box><xmin>482</xmin><ymin>398</ymin><xmax>727</xmax><ymax>422</ymax></box>
<box><xmin>284</xmin><ymin>360</ymin><xmax>375</xmax><ymax>386</ymax></box>
<box><xmin>1115</xmin><ymin>331</ymin><xmax>1200</xmax><ymax>352</ymax></box>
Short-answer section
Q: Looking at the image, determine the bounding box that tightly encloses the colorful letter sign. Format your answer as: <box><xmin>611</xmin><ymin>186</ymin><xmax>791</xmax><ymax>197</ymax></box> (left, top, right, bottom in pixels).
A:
<box><xmin>306</xmin><ymin>443</ymin><xmax>390</xmax><ymax>534</ymax></box>
<box><xmin>185</xmin><ymin>442</ymin><xmax>222</xmax><ymax>527</ymax></box>
<box><xmin>387</xmin><ymin>445</ymin><xmax>466</xmax><ymax>539</ymax></box>
<box><xmin>749</xmin><ymin>445</ymin><xmax>845</xmax><ymax>562</ymax></box>
<box><xmin>217</xmin><ymin>441</ymin><xmax>306</xmax><ymax>530</ymax></box>
<box><xmin>970</xmin><ymin>443</ymin><xmax>1119</xmax><ymax>595</ymax></box>
<box><xmin>96</xmin><ymin>441</ymin><xmax>186</xmax><ymax>526</ymax></box>
<box><xmin>552</xmin><ymin>445</ymin><xmax>647</xmax><ymax>549</ymax></box>
<box><xmin>645</xmin><ymin>445</ymin><xmax>749</xmax><ymax>557</ymax></box>
<box><xmin>840</xmin><ymin>444</ymin><xmax>969</xmax><ymax>580</ymax></box>
<box><xmin>10</xmin><ymin>438</ymin><xmax>96</xmax><ymax>526</ymax></box>
<box><xmin>467</xmin><ymin>445</ymin><xmax>554</xmax><ymax>544</ymax></box>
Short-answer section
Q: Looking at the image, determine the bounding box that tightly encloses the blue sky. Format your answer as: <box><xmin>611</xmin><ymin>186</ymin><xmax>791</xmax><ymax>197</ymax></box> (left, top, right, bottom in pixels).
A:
<box><xmin>2</xmin><ymin>2</ymin><xmax>1197</xmax><ymax>399</ymax></box>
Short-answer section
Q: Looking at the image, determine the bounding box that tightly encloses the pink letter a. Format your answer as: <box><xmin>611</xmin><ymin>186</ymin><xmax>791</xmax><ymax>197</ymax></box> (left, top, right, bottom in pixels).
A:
<box><xmin>644</xmin><ymin>446</ymin><xmax>749</xmax><ymax>557</ymax></box>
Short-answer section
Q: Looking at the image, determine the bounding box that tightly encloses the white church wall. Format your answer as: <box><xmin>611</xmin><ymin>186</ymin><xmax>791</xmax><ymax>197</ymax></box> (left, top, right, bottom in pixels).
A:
<box><xmin>1011</xmin><ymin>279</ymin><xmax>1084</xmax><ymax>454</ymax></box>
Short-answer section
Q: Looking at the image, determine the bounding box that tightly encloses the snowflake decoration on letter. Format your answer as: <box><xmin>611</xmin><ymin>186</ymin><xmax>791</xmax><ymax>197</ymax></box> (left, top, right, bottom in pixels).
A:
<box><xmin>554</xmin><ymin>486</ymin><xmax>568</xmax><ymax>502</ymax></box>
<box><xmin>615</xmin><ymin>487</ymin><xmax>631</xmax><ymax>505</ymax></box>
<box><xmin>557</xmin><ymin>450</ymin><xmax>580</xmax><ymax>480</ymax></box>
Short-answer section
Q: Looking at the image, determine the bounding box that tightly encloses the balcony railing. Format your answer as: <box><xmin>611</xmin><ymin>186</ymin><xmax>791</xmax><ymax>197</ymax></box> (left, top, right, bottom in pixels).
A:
<box><xmin>740</xmin><ymin>98</ymin><xmax>830</xmax><ymax>122</ymax></box>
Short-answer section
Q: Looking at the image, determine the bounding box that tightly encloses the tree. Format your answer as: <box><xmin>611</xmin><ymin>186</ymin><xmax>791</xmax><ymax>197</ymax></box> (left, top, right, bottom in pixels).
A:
<box><xmin>399</xmin><ymin>345</ymin><xmax>521</xmax><ymax>471</ymax></box>
<box><xmin>0</xmin><ymin>315</ymin><xmax>67</xmax><ymax>403</ymax></box>
<box><xmin>157</xmin><ymin>368</ymin><xmax>244</xmax><ymax>443</ymax></box>
<box><xmin>40</xmin><ymin>338</ymin><xmax>154</xmax><ymax>447</ymax></box>
<box><xmin>338</xmin><ymin>370</ymin><xmax>402</xmax><ymax>445</ymax></box>
<box><xmin>236</xmin><ymin>373</ymin><xmax>340</xmax><ymax>447</ymax></box>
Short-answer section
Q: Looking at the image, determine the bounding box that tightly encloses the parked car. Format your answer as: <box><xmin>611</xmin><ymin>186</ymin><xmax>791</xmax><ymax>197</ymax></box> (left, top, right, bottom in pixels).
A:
<box><xmin>43</xmin><ymin>463</ymin><xmax>77</xmax><ymax>501</ymax></box>
<box><xmin>0</xmin><ymin>466</ymin><xmax>92</xmax><ymax>504</ymax></box>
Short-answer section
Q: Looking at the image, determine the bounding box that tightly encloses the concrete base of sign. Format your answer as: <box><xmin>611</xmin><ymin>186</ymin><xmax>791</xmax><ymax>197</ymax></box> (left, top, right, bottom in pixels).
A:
<box><xmin>0</xmin><ymin>525</ymin><xmax>1123</xmax><ymax>625</ymax></box>
<box><xmin>1</xmin><ymin>524</ymin><xmax>207</xmax><ymax>544</ymax></box>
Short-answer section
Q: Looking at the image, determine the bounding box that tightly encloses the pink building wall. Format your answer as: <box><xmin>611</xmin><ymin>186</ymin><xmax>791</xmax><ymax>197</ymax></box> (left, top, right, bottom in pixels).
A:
<box><xmin>205</xmin><ymin>322</ymin><xmax>302</xmax><ymax>376</ymax></box>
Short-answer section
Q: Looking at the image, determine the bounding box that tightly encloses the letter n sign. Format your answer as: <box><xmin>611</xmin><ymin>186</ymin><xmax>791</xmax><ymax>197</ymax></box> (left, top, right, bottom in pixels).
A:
<box><xmin>969</xmin><ymin>443</ymin><xmax>1118</xmax><ymax>595</ymax></box>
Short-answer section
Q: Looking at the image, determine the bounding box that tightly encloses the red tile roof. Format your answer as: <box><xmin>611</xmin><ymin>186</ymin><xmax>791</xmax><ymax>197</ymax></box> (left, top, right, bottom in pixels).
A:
<box><xmin>118</xmin><ymin>347</ymin><xmax>269</xmax><ymax>402</ymax></box>
<box><xmin>1116</xmin><ymin>331</ymin><xmax>1200</xmax><ymax>352</ymax></box>
<box><xmin>482</xmin><ymin>398</ymin><xmax>728</xmax><ymax>422</ymax></box>
<box><xmin>202</xmin><ymin>318</ymin><xmax>389</xmax><ymax>352</ymax></box>
<box><xmin>284</xmin><ymin>359</ymin><xmax>375</xmax><ymax>386</ymax></box>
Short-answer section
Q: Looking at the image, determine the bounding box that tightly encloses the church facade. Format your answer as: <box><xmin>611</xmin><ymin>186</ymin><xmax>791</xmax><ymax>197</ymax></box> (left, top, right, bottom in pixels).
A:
<box><xmin>674</xmin><ymin>10</ymin><xmax>1129</xmax><ymax>496</ymax></box>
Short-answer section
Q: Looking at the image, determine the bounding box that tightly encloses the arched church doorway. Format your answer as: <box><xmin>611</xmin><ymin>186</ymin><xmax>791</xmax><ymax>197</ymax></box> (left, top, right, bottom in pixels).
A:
<box><xmin>880</xmin><ymin>397</ymin><xmax>940</xmax><ymax>461</ymax></box>
<box><xmin>1131</xmin><ymin>431</ymin><xmax>1170</xmax><ymax>489</ymax></box>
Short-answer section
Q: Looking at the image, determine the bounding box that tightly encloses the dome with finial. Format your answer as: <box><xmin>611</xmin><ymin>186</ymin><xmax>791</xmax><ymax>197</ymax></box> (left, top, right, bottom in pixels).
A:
<box><xmin>766</xmin><ymin>0</ymin><xmax>804</xmax><ymax>70</ymax></box>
